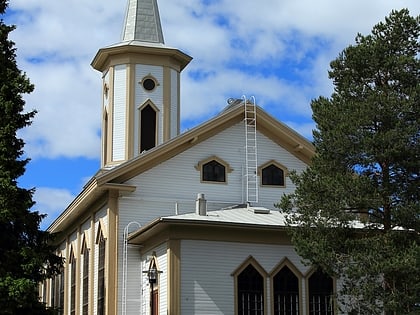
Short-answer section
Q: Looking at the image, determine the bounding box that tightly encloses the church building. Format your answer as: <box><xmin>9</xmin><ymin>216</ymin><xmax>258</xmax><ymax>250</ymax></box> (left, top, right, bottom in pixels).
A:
<box><xmin>41</xmin><ymin>0</ymin><xmax>339</xmax><ymax>314</ymax></box>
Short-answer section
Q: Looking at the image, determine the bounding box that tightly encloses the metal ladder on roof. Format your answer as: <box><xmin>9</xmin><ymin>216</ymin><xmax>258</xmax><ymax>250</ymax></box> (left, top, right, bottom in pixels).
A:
<box><xmin>244</xmin><ymin>95</ymin><xmax>258</xmax><ymax>205</ymax></box>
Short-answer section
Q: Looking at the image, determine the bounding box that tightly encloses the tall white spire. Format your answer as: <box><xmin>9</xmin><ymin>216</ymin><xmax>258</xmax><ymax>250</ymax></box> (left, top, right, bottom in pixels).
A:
<box><xmin>92</xmin><ymin>0</ymin><xmax>192</xmax><ymax>168</ymax></box>
<box><xmin>121</xmin><ymin>0</ymin><xmax>165</xmax><ymax>44</ymax></box>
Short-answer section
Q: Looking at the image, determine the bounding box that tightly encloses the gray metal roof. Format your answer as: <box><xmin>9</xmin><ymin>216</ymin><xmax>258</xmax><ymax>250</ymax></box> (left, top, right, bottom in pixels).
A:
<box><xmin>160</xmin><ymin>206</ymin><xmax>367</xmax><ymax>229</ymax></box>
<box><xmin>162</xmin><ymin>207</ymin><xmax>290</xmax><ymax>227</ymax></box>
<box><xmin>121</xmin><ymin>0</ymin><xmax>164</xmax><ymax>44</ymax></box>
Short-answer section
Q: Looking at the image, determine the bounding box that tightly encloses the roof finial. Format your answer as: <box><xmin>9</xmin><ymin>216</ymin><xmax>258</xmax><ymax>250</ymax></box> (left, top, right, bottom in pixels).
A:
<box><xmin>121</xmin><ymin>0</ymin><xmax>165</xmax><ymax>44</ymax></box>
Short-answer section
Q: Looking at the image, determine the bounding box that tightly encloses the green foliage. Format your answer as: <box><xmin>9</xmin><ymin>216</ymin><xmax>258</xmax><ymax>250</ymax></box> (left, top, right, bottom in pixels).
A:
<box><xmin>0</xmin><ymin>1</ymin><xmax>62</xmax><ymax>314</ymax></box>
<box><xmin>278</xmin><ymin>9</ymin><xmax>419</xmax><ymax>314</ymax></box>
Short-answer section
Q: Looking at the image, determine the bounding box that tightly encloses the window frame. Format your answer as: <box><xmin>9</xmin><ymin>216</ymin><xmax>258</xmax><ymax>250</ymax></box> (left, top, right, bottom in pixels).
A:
<box><xmin>270</xmin><ymin>258</ymin><xmax>302</xmax><ymax>315</ymax></box>
<box><xmin>196</xmin><ymin>156</ymin><xmax>233</xmax><ymax>184</ymax></box>
<box><xmin>138</xmin><ymin>100</ymin><xmax>159</xmax><ymax>153</ymax></box>
<box><xmin>259</xmin><ymin>160</ymin><xmax>288</xmax><ymax>187</ymax></box>
<box><xmin>306</xmin><ymin>268</ymin><xmax>336</xmax><ymax>315</ymax></box>
<box><xmin>97</xmin><ymin>229</ymin><xmax>106</xmax><ymax>315</ymax></box>
<box><xmin>81</xmin><ymin>237</ymin><xmax>89</xmax><ymax>315</ymax></box>
<box><xmin>139</xmin><ymin>74</ymin><xmax>160</xmax><ymax>93</ymax></box>
<box><xmin>232</xmin><ymin>256</ymin><xmax>268</xmax><ymax>315</ymax></box>
<box><xmin>69</xmin><ymin>248</ymin><xmax>77</xmax><ymax>315</ymax></box>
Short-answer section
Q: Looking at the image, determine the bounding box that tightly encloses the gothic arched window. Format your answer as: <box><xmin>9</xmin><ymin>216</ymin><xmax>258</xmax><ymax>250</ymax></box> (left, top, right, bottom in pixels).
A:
<box><xmin>308</xmin><ymin>269</ymin><xmax>334</xmax><ymax>315</ymax></box>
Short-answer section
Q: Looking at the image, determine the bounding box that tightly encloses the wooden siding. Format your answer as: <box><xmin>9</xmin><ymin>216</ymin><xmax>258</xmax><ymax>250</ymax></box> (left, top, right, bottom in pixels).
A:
<box><xmin>134</xmin><ymin>64</ymin><xmax>164</xmax><ymax>152</ymax></box>
<box><xmin>123</xmin><ymin>122</ymin><xmax>307</xmax><ymax>212</ymax></box>
<box><xmin>180</xmin><ymin>240</ymin><xmax>309</xmax><ymax>315</ymax></box>
<box><xmin>112</xmin><ymin>65</ymin><xmax>127</xmax><ymax>161</ymax></box>
<box><xmin>170</xmin><ymin>69</ymin><xmax>178</xmax><ymax>138</ymax></box>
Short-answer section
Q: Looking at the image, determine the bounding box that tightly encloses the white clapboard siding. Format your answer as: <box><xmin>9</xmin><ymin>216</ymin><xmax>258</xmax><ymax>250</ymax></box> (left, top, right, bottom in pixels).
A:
<box><xmin>122</xmin><ymin>245</ymin><xmax>142</xmax><ymax>314</ymax></box>
<box><xmin>115</xmin><ymin>120</ymin><xmax>309</xmax><ymax>314</ymax></box>
<box><xmin>124</xmin><ymin>122</ymin><xmax>307</xmax><ymax>213</ymax></box>
<box><xmin>170</xmin><ymin>69</ymin><xmax>178</xmax><ymax>139</ymax></box>
<box><xmin>112</xmin><ymin>64</ymin><xmax>127</xmax><ymax>161</ymax></box>
<box><xmin>135</xmin><ymin>64</ymin><xmax>164</xmax><ymax>149</ymax></box>
<box><xmin>132</xmin><ymin>244</ymin><xmax>168</xmax><ymax>315</ymax></box>
<box><xmin>180</xmin><ymin>239</ymin><xmax>309</xmax><ymax>314</ymax></box>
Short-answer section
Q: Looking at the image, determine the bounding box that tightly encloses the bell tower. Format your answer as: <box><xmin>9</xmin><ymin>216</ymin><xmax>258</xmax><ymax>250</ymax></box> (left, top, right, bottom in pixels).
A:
<box><xmin>91</xmin><ymin>0</ymin><xmax>192</xmax><ymax>168</ymax></box>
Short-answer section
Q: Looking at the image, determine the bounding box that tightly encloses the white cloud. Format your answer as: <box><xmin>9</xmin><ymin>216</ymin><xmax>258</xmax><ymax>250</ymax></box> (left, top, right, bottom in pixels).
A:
<box><xmin>6</xmin><ymin>0</ymin><xmax>420</xmax><ymax>161</ymax></box>
<box><xmin>4</xmin><ymin>0</ymin><xmax>418</xmax><ymax>227</ymax></box>
<box><xmin>32</xmin><ymin>187</ymin><xmax>75</xmax><ymax>230</ymax></box>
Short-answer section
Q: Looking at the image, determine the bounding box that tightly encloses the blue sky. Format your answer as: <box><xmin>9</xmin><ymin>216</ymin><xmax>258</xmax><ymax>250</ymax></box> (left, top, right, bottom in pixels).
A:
<box><xmin>4</xmin><ymin>0</ymin><xmax>419</xmax><ymax>229</ymax></box>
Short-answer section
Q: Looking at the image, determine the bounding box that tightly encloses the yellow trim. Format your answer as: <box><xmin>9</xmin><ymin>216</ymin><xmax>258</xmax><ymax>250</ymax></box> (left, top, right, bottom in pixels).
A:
<box><xmin>258</xmin><ymin>160</ymin><xmax>289</xmax><ymax>188</ymax></box>
<box><xmin>176</xmin><ymin>71</ymin><xmax>181</xmax><ymax>135</ymax></box>
<box><xmin>269</xmin><ymin>257</ymin><xmax>303</xmax><ymax>315</ymax></box>
<box><xmin>95</xmin><ymin>105</ymin><xmax>314</xmax><ymax>187</ymax></box>
<box><xmin>107</xmin><ymin>191</ymin><xmax>119</xmax><ymax>315</ymax></box>
<box><xmin>127</xmin><ymin>63</ymin><xmax>135</xmax><ymax>160</ymax></box>
<box><xmin>92</xmin><ymin>44</ymin><xmax>192</xmax><ymax>73</ymax></box>
<box><xmin>89</xmin><ymin>216</ymin><xmax>95</xmax><ymax>315</ymax></box>
<box><xmin>167</xmin><ymin>240</ymin><xmax>181</xmax><ymax>315</ymax></box>
<box><xmin>231</xmin><ymin>256</ymin><xmax>268</xmax><ymax>315</ymax></box>
<box><xmin>304</xmin><ymin>267</ymin><xmax>337</xmax><ymax>315</ymax></box>
<box><xmin>133</xmin><ymin>222</ymin><xmax>291</xmax><ymax>254</ymax></box>
<box><xmin>98</xmin><ymin>218</ymin><xmax>108</xmax><ymax>241</ymax></box>
<box><xmin>139</xmin><ymin>73</ymin><xmax>161</xmax><ymax>92</ymax></box>
<box><xmin>107</xmin><ymin>66</ymin><xmax>115</xmax><ymax>165</ymax></box>
<box><xmin>195</xmin><ymin>155</ymin><xmax>233</xmax><ymax>184</ymax></box>
<box><xmin>138</xmin><ymin>100</ymin><xmax>160</xmax><ymax>153</ymax></box>
<box><xmin>63</xmin><ymin>237</ymin><xmax>69</xmax><ymax>315</ymax></box>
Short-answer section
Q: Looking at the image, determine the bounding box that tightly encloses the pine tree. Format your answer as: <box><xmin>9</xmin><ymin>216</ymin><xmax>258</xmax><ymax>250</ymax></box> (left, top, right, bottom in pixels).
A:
<box><xmin>0</xmin><ymin>1</ymin><xmax>62</xmax><ymax>314</ymax></box>
<box><xmin>278</xmin><ymin>9</ymin><xmax>419</xmax><ymax>314</ymax></box>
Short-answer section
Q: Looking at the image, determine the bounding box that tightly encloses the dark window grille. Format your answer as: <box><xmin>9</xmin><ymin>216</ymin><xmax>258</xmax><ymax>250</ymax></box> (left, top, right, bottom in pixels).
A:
<box><xmin>70</xmin><ymin>253</ymin><xmax>76</xmax><ymax>315</ymax></box>
<box><xmin>203</xmin><ymin>160</ymin><xmax>226</xmax><ymax>182</ymax></box>
<box><xmin>308</xmin><ymin>269</ymin><xmax>334</xmax><ymax>315</ymax></box>
<box><xmin>140</xmin><ymin>105</ymin><xmax>156</xmax><ymax>152</ymax></box>
<box><xmin>53</xmin><ymin>267</ymin><xmax>64</xmax><ymax>315</ymax></box>
<box><xmin>262</xmin><ymin>164</ymin><xmax>284</xmax><ymax>186</ymax></box>
<box><xmin>82</xmin><ymin>244</ymin><xmax>89</xmax><ymax>315</ymax></box>
<box><xmin>238</xmin><ymin>264</ymin><xmax>264</xmax><ymax>315</ymax></box>
<box><xmin>97</xmin><ymin>232</ymin><xmax>106</xmax><ymax>315</ymax></box>
<box><xmin>273</xmin><ymin>266</ymin><xmax>299</xmax><ymax>315</ymax></box>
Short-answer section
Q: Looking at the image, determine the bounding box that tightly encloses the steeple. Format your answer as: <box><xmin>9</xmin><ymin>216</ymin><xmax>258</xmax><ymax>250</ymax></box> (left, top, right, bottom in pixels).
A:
<box><xmin>91</xmin><ymin>0</ymin><xmax>192</xmax><ymax>168</ymax></box>
<box><xmin>122</xmin><ymin>0</ymin><xmax>165</xmax><ymax>44</ymax></box>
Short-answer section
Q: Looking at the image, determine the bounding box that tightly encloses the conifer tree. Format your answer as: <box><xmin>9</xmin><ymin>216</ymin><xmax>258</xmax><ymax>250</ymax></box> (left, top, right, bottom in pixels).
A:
<box><xmin>0</xmin><ymin>1</ymin><xmax>62</xmax><ymax>314</ymax></box>
<box><xmin>279</xmin><ymin>9</ymin><xmax>419</xmax><ymax>314</ymax></box>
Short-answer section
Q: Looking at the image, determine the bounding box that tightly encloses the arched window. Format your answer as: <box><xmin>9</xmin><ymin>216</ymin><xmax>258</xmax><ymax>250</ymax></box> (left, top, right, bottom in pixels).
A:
<box><xmin>140</xmin><ymin>104</ymin><xmax>157</xmax><ymax>152</ymax></box>
<box><xmin>237</xmin><ymin>264</ymin><xmax>264</xmax><ymax>315</ymax></box>
<box><xmin>273</xmin><ymin>266</ymin><xmax>299</xmax><ymax>314</ymax></box>
<box><xmin>97</xmin><ymin>230</ymin><xmax>106</xmax><ymax>315</ymax></box>
<box><xmin>69</xmin><ymin>249</ymin><xmax>76</xmax><ymax>315</ymax></box>
<box><xmin>52</xmin><ymin>264</ymin><xmax>64</xmax><ymax>314</ymax></box>
<box><xmin>261</xmin><ymin>163</ymin><xmax>285</xmax><ymax>186</ymax></box>
<box><xmin>81</xmin><ymin>239</ymin><xmax>89</xmax><ymax>315</ymax></box>
<box><xmin>203</xmin><ymin>160</ymin><xmax>226</xmax><ymax>182</ymax></box>
<box><xmin>308</xmin><ymin>269</ymin><xmax>334</xmax><ymax>315</ymax></box>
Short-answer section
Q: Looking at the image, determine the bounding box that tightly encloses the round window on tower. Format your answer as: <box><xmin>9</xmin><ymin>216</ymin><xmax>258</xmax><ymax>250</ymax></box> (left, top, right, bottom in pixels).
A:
<box><xmin>142</xmin><ymin>78</ymin><xmax>156</xmax><ymax>91</ymax></box>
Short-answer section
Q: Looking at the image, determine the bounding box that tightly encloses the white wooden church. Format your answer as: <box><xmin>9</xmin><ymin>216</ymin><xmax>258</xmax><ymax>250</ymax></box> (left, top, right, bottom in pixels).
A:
<box><xmin>41</xmin><ymin>0</ymin><xmax>339</xmax><ymax>314</ymax></box>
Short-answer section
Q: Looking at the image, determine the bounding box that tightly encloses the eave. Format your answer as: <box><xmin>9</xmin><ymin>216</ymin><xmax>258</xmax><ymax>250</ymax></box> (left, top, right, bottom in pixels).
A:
<box><xmin>95</xmin><ymin>104</ymin><xmax>315</xmax><ymax>186</ymax></box>
<box><xmin>47</xmin><ymin>179</ymin><xmax>136</xmax><ymax>234</ymax></box>
<box><xmin>91</xmin><ymin>42</ymin><xmax>192</xmax><ymax>72</ymax></box>
<box><xmin>127</xmin><ymin>217</ymin><xmax>292</xmax><ymax>250</ymax></box>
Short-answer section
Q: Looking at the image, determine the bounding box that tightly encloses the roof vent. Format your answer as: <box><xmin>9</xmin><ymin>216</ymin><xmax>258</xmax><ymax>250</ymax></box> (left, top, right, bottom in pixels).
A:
<box><xmin>196</xmin><ymin>193</ymin><xmax>207</xmax><ymax>216</ymax></box>
<box><xmin>248</xmin><ymin>206</ymin><xmax>270</xmax><ymax>214</ymax></box>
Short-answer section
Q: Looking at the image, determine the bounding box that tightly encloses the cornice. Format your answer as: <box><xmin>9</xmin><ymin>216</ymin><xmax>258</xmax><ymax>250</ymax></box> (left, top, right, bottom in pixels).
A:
<box><xmin>91</xmin><ymin>43</ymin><xmax>192</xmax><ymax>72</ymax></box>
